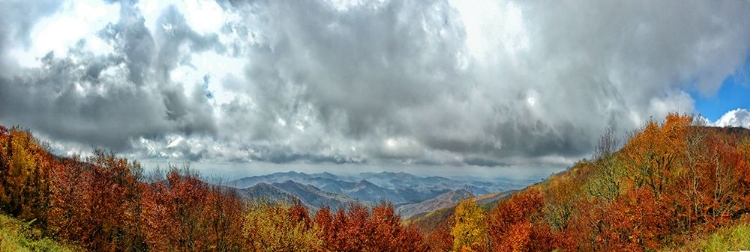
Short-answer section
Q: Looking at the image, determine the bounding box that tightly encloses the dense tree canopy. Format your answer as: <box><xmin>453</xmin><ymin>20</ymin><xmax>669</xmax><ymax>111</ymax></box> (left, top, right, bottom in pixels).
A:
<box><xmin>415</xmin><ymin>114</ymin><xmax>750</xmax><ymax>251</ymax></box>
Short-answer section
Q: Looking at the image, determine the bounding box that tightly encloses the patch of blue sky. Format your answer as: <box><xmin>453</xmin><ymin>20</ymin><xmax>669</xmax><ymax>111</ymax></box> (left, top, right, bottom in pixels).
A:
<box><xmin>693</xmin><ymin>55</ymin><xmax>750</xmax><ymax>122</ymax></box>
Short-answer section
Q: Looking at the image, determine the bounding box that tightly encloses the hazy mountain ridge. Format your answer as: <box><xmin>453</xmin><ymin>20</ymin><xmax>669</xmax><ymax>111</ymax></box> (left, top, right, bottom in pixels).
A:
<box><xmin>235</xmin><ymin>180</ymin><xmax>364</xmax><ymax>212</ymax></box>
<box><xmin>396</xmin><ymin>189</ymin><xmax>474</xmax><ymax>219</ymax></box>
<box><xmin>227</xmin><ymin>171</ymin><xmax>532</xmax><ymax>206</ymax></box>
<box><xmin>271</xmin><ymin>180</ymin><xmax>365</xmax><ymax>211</ymax></box>
<box><xmin>235</xmin><ymin>182</ymin><xmax>296</xmax><ymax>204</ymax></box>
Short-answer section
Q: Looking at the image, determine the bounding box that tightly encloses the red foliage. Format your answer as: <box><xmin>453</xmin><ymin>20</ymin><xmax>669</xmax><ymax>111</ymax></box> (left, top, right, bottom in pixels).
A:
<box><xmin>586</xmin><ymin>188</ymin><xmax>669</xmax><ymax>251</ymax></box>
<box><xmin>288</xmin><ymin>199</ymin><xmax>312</xmax><ymax>229</ymax></box>
<box><xmin>423</xmin><ymin>222</ymin><xmax>452</xmax><ymax>252</ymax></box>
<box><xmin>488</xmin><ymin>187</ymin><xmax>553</xmax><ymax>251</ymax></box>
<box><xmin>314</xmin><ymin>201</ymin><xmax>427</xmax><ymax>252</ymax></box>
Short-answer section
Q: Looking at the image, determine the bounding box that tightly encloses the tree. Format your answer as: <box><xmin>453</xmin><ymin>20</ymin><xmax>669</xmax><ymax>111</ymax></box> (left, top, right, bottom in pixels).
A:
<box><xmin>314</xmin><ymin>206</ymin><xmax>336</xmax><ymax>250</ymax></box>
<box><xmin>367</xmin><ymin>201</ymin><xmax>427</xmax><ymax>252</ymax></box>
<box><xmin>488</xmin><ymin>188</ymin><xmax>549</xmax><ymax>252</ymax></box>
<box><xmin>87</xmin><ymin>149</ymin><xmax>147</xmax><ymax>250</ymax></box>
<box><xmin>702</xmin><ymin>136</ymin><xmax>749</xmax><ymax>226</ymax></box>
<box><xmin>586</xmin><ymin>128</ymin><xmax>625</xmax><ymax>202</ymax></box>
<box><xmin>242</xmin><ymin>199</ymin><xmax>322</xmax><ymax>251</ymax></box>
<box><xmin>450</xmin><ymin>197</ymin><xmax>488</xmax><ymax>252</ymax></box>
<box><xmin>0</xmin><ymin>127</ymin><xmax>51</xmax><ymax>226</ymax></box>
<box><xmin>622</xmin><ymin>114</ymin><xmax>690</xmax><ymax>198</ymax></box>
<box><xmin>313</xmin><ymin>202</ymin><xmax>427</xmax><ymax>252</ymax></box>
<box><xmin>423</xmin><ymin>220</ymin><xmax>453</xmax><ymax>252</ymax></box>
<box><xmin>47</xmin><ymin>149</ymin><xmax>148</xmax><ymax>251</ymax></box>
<box><xmin>203</xmin><ymin>184</ymin><xmax>244</xmax><ymax>251</ymax></box>
<box><xmin>47</xmin><ymin>156</ymin><xmax>94</xmax><ymax>247</ymax></box>
<box><xmin>142</xmin><ymin>166</ymin><xmax>212</xmax><ymax>251</ymax></box>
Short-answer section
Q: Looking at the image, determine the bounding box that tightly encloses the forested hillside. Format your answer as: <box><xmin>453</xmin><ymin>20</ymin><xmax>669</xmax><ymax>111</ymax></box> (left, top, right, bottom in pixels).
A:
<box><xmin>0</xmin><ymin>125</ymin><xmax>424</xmax><ymax>251</ymax></box>
<box><xmin>2</xmin><ymin>113</ymin><xmax>750</xmax><ymax>251</ymax></box>
<box><xmin>415</xmin><ymin>114</ymin><xmax>750</xmax><ymax>251</ymax></box>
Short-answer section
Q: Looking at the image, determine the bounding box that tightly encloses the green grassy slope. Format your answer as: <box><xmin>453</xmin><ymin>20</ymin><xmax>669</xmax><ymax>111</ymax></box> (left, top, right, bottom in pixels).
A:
<box><xmin>663</xmin><ymin>219</ymin><xmax>750</xmax><ymax>252</ymax></box>
<box><xmin>0</xmin><ymin>214</ymin><xmax>78</xmax><ymax>252</ymax></box>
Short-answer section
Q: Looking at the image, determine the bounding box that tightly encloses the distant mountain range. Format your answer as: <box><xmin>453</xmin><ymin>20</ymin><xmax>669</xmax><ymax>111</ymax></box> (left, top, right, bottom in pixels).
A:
<box><xmin>396</xmin><ymin>189</ymin><xmax>473</xmax><ymax>219</ymax></box>
<box><xmin>227</xmin><ymin>171</ymin><xmax>535</xmax><ymax>217</ymax></box>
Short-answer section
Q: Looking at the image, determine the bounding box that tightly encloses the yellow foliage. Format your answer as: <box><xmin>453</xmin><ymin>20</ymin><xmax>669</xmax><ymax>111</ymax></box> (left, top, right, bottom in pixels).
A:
<box><xmin>450</xmin><ymin>197</ymin><xmax>488</xmax><ymax>252</ymax></box>
<box><xmin>243</xmin><ymin>200</ymin><xmax>323</xmax><ymax>251</ymax></box>
<box><xmin>0</xmin><ymin>127</ymin><xmax>50</xmax><ymax>223</ymax></box>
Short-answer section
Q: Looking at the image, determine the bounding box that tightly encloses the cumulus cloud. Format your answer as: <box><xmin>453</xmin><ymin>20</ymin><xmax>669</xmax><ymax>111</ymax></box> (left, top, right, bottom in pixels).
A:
<box><xmin>1</xmin><ymin>0</ymin><xmax>749</xmax><ymax>176</ymax></box>
<box><xmin>0</xmin><ymin>0</ymin><xmax>218</xmax><ymax>152</ymax></box>
<box><xmin>714</xmin><ymin>109</ymin><xmax>750</xmax><ymax>129</ymax></box>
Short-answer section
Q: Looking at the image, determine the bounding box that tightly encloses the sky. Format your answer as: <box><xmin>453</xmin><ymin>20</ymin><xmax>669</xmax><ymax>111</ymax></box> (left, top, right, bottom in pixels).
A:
<box><xmin>1</xmin><ymin>0</ymin><xmax>749</xmax><ymax>179</ymax></box>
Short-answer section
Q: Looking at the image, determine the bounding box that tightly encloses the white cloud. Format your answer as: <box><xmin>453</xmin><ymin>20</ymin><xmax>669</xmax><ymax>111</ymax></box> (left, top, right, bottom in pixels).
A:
<box><xmin>11</xmin><ymin>0</ymin><xmax>119</xmax><ymax>67</ymax></box>
<box><xmin>714</xmin><ymin>108</ymin><xmax>750</xmax><ymax>128</ymax></box>
<box><xmin>452</xmin><ymin>0</ymin><xmax>529</xmax><ymax>66</ymax></box>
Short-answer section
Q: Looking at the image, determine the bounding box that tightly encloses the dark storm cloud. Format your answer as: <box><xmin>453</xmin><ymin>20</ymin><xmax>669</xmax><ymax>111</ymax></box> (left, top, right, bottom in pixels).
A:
<box><xmin>221</xmin><ymin>0</ymin><xmax>475</xmax><ymax>159</ymax></box>
<box><xmin>254</xmin><ymin>149</ymin><xmax>363</xmax><ymax>165</ymax></box>
<box><xmin>213</xmin><ymin>0</ymin><xmax>750</xmax><ymax>167</ymax></box>
<box><xmin>216</xmin><ymin>0</ymin><xmax>605</xmax><ymax>164</ymax></box>
<box><xmin>0</xmin><ymin>0</ymin><xmax>218</xmax><ymax>152</ymax></box>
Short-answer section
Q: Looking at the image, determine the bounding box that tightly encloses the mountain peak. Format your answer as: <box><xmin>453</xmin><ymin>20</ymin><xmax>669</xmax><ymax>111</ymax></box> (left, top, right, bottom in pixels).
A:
<box><xmin>449</xmin><ymin>189</ymin><xmax>473</xmax><ymax>199</ymax></box>
<box><xmin>355</xmin><ymin>179</ymin><xmax>376</xmax><ymax>186</ymax></box>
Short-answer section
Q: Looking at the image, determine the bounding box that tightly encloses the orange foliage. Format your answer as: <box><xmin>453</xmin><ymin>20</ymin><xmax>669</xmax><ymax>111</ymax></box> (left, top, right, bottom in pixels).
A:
<box><xmin>315</xmin><ymin>201</ymin><xmax>427</xmax><ymax>252</ymax></box>
<box><xmin>142</xmin><ymin>167</ymin><xmax>244</xmax><ymax>251</ymax></box>
<box><xmin>621</xmin><ymin>113</ymin><xmax>691</xmax><ymax>197</ymax></box>
<box><xmin>488</xmin><ymin>187</ymin><xmax>553</xmax><ymax>251</ymax></box>
<box><xmin>478</xmin><ymin>114</ymin><xmax>750</xmax><ymax>251</ymax></box>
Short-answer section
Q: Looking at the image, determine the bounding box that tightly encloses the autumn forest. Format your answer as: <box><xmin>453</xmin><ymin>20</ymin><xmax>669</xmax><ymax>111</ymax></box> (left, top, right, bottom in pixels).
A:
<box><xmin>2</xmin><ymin>113</ymin><xmax>750</xmax><ymax>251</ymax></box>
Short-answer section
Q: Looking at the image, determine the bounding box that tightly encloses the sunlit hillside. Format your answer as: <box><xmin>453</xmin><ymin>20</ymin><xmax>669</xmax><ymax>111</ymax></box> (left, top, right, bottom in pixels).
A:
<box><xmin>413</xmin><ymin>114</ymin><xmax>750</xmax><ymax>251</ymax></box>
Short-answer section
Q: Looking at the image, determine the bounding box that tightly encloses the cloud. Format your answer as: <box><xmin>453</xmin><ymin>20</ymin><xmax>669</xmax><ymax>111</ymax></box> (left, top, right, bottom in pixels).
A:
<box><xmin>1</xmin><ymin>0</ymin><xmax>749</xmax><ymax>175</ymax></box>
<box><xmin>213</xmin><ymin>0</ymin><xmax>750</xmax><ymax>165</ymax></box>
<box><xmin>0</xmin><ymin>0</ymin><xmax>217</xmax><ymax>152</ymax></box>
<box><xmin>714</xmin><ymin>109</ymin><xmax>750</xmax><ymax>128</ymax></box>
<box><xmin>0</xmin><ymin>0</ymin><xmax>62</xmax><ymax>71</ymax></box>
